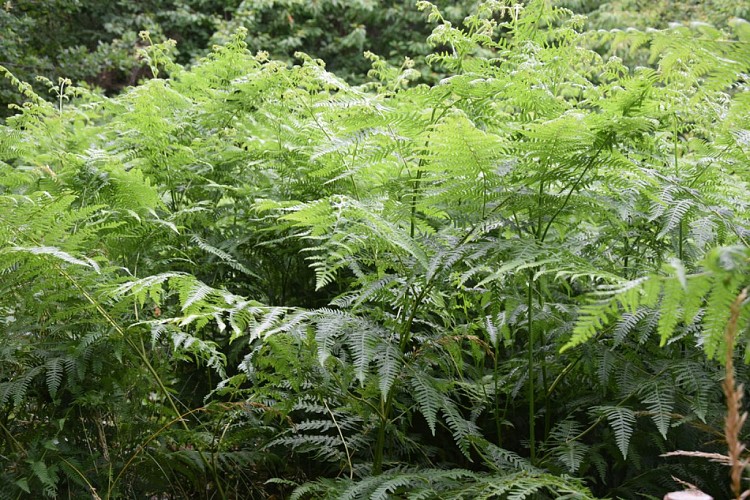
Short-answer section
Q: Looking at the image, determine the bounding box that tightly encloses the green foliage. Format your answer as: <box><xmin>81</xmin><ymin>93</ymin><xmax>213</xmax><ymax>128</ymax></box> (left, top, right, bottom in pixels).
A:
<box><xmin>1</xmin><ymin>0</ymin><xmax>749</xmax><ymax>498</ymax></box>
<box><xmin>565</xmin><ymin>247</ymin><xmax>750</xmax><ymax>361</ymax></box>
<box><xmin>0</xmin><ymin>0</ymin><xmax>242</xmax><ymax>117</ymax></box>
<box><xmin>567</xmin><ymin>0</ymin><xmax>750</xmax><ymax>30</ymax></box>
<box><xmin>210</xmin><ymin>0</ymin><xmax>477</xmax><ymax>85</ymax></box>
<box><xmin>291</xmin><ymin>465</ymin><xmax>597</xmax><ymax>499</ymax></box>
<box><xmin>1</xmin><ymin>0</ymin><xmax>479</xmax><ymax>118</ymax></box>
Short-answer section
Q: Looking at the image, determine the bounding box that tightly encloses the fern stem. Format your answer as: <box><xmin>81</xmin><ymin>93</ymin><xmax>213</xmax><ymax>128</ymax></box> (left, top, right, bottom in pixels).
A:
<box><xmin>546</xmin><ymin>349</ymin><xmax>586</xmax><ymax>398</ymax></box>
<box><xmin>542</xmin><ymin>353</ymin><xmax>550</xmax><ymax>442</ymax></box>
<box><xmin>493</xmin><ymin>341</ymin><xmax>503</xmax><ymax>447</ymax></box>
<box><xmin>673</xmin><ymin>118</ymin><xmax>685</xmax><ymax>261</ymax></box>
<box><xmin>323</xmin><ymin>399</ymin><xmax>354</xmax><ymax>479</ymax></box>
<box><xmin>482</xmin><ymin>168</ymin><xmax>488</xmax><ymax>220</ymax></box>
<box><xmin>372</xmin><ymin>392</ymin><xmax>393</xmax><ymax>475</ymax></box>
<box><xmin>0</xmin><ymin>418</ymin><xmax>24</xmax><ymax>455</ymax></box>
<box><xmin>399</xmin><ymin>284</ymin><xmax>431</xmax><ymax>353</ymax></box>
<box><xmin>540</xmin><ymin>140</ymin><xmax>607</xmax><ymax>242</ymax></box>
<box><xmin>59</xmin><ymin>456</ymin><xmax>102</xmax><ymax>500</ymax></box>
<box><xmin>527</xmin><ymin>270</ymin><xmax>536</xmax><ymax>462</ymax></box>
<box><xmin>410</xmin><ymin>168</ymin><xmax>424</xmax><ymax>239</ymax></box>
<box><xmin>678</xmin><ymin>221</ymin><xmax>684</xmax><ymax>262</ymax></box>
<box><xmin>535</xmin><ymin>275</ymin><xmax>551</xmax><ymax>442</ymax></box>
<box><xmin>536</xmin><ymin>178</ymin><xmax>545</xmax><ymax>240</ymax></box>
<box><xmin>623</xmin><ymin>230</ymin><xmax>630</xmax><ymax>278</ymax></box>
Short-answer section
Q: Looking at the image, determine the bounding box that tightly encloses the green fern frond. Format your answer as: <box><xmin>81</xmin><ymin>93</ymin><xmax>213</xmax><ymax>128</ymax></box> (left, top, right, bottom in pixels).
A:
<box><xmin>44</xmin><ymin>357</ymin><xmax>64</xmax><ymax>399</ymax></box>
<box><xmin>376</xmin><ymin>342</ymin><xmax>402</xmax><ymax>399</ymax></box>
<box><xmin>638</xmin><ymin>381</ymin><xmax>674</xmax><ymax>438</ymax></box>
<box><xmin>657</xmin><ymin>271</ymin><xmax>685</xmax><ymax>346</ymax></box>
<box><xmin>6</xmin><ymin>246</ymin><xmax>101</xmax><ymax>273</ymax></box>
<box><xmin>291</xmin><ymin>466</ymin><xmax>597</xmax><ymax>500</ymax></box>
<box><xmin>592</xmin><ymin>405</ymin><xmax>636</xmax><ymax>459</ymax></box>
<box><xmin>563</xmin><ymin>277</ymin><xmax>649</xmax><ymax>351</ymax></box>
<box><xmin>408</xmin><ymin>370</ymin><xmax>443</xmax><ymax>436</ymax></box>
<box><xmin>613</xmin><ymin>307</ymin><xmax>653</xmax><ymax>346</ymax></box>
<box><xmin>477</xmin><ymin>440</ymin><xmax>540</xmax><ymax>473</ymax></box>
<box><xmin>440</xmin><ymin>396</ymin><xmax>480</xmax><ymax>458</ymax></box>
<box><xmin>190</xmin><ymin>234</ymin><xmax>256</xmax><ymax>277</ymax></box>
<box><xmin>546</xmin><ymin>419</ymin><xmax>589</xmax><ymax>474</ymax></box>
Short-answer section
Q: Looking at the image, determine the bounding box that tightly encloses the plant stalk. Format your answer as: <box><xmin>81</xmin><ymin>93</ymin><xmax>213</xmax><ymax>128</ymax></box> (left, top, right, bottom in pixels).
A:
<box><xmin>527</xmin><ymin>271</ymin><xmax>536</xmax><ymax>462</ymax></box>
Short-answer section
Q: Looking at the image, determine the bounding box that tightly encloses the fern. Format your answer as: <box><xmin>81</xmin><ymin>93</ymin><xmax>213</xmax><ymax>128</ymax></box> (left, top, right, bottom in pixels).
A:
<box><xmin>545</xmin><ymin>419</ymin><xmax>589</xmax><ymax>474</ymax></box>
<box><xmin>292</xmin><ymin>467</ymin><xmax>597</xmax><ymax>499</ymax></box>
<box><xmin>593</xmin><ymin>405</ymin><xmax>636</xmax><ymax>459</ymax></box>
<box><xmin>566</xmin><ymin>246</ymin><xmax>750</xmax><ymax>362</ymax></box>
<box><xmin>639</xmin><ymin>381</ymin><xmax>675</xmax><ymax>439</ymax></box>
<box><xmin>44</xmin><ymin>357</ymin><xmax>64</xmax><ymax>400</ymax></box>
<box><xmin>1</xmin><ymin>0</ymin><xmax>749</xmax><ymax>497</ymax></box>
<box><xmin>408</xmin><ymin>370</ymin><xmax>443</xmax><ymax>436</ymax></box>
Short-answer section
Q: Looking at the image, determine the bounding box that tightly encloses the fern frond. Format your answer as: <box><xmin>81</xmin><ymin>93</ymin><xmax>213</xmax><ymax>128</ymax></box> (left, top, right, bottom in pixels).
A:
<box><xmin>546</xmin><ymin>419</ymin><xmax>589</xmax><ymax>474</ymax></box>
<box><xmin>408</xmin><ymin>370</ymin><xmax>443</xmax><ymax>436</ymax></box>
<box><xmin>638</xmin><ymin>381</ymin><xmax>675</xmax><ymax>439</ymax></box>
<box><xmin>375</xmin><ymin>340</ymin><xmax>402</xmax><ymax>399</ymax></box>
<box><xmin>440</xmin><ymin>396</ymin><xmax>480</xmax><ymax>458</ymax></box>
<box><xmin>6</xmin><ymin>246</ymin><xmax>101</xmax><ymax>273</ymax></box>
<box><xmin>593</xmin><ymin>405</ymin><xmax>636</xmax><ymax>459</ymax></box>
<box><xmin>563</xmin><ymin>277</ymin><xmax>649</xmax><ymax>351</ymax></box>
<box><xmin>44</xmin><ymin>357</ymin><xmax>64</xmax><ymax>399</ymax></box>
<box><xmin>657</xmin><ymin>271</ymin><xmax>686</xmax><ymax>346</ymax></box>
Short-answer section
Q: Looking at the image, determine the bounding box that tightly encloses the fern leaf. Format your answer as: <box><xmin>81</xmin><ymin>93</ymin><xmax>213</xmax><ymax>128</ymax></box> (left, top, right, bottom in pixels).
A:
<box><xmin>613</xmin><ymin>307</ymin><xmax>651</xmax><ymax>346</ymax></box>
<box><xmin>30</xmin><ymin>460</ymin><xmax>57</xmax><ymax>497</ymax></box>
<box><xmin>8</xmin><ymin>246</ymin><xmax>100</xmax><ymax>273</ymax></box>
<box><xmin>507</xmin><ymin>481</ymin><xmax>544</xmax><ymax>500</ymax></box>
<box><xmin>479</xmin><ymin>440</ymin><xmax>539</xmax><ymax>473</ymax></box>
<box><xmin>376</xmin><ymin>341</ymin><xmax>402</xmax><ymax>399</ymax></box>
<box><xmin>563</xmin><ymin>277</ymin><xmax>651</xmax><ymax>351</ymax></box>
<box><xmin>657</xmin><ymin>273</ymin><xmax>685</xmax><ymax>346</ymax></box>
<box><xmin>639</xmin><ymin>381</ymin><xmax>674</xmax><ymax>439</ymax></box>
<box><xmin>594</xmin><ymin>405</ymin><xmax>636</xmax><ymax>459</ymax></box>
<box><xmin>371</xmin><ymin>475</ymin><xmax>418</xmax><ymax>500</ymax></box>
<box><xmin>408</xmin><ymin>371</ymin><xmax>442</xmax><ymax>436</ymax></box>
<box><xmin>45</xmin><ymin>358</ymin><xmax>64</xmax><ymax>399</ymax></box>
<box><xmin>180</xmin><ymin>280</ymin><xmax>214</xmax><ymax>311</ymax></box>
<box><xmin>548</xmin><ymin>419</ymin><xmax>588</xmax><ymax>474</ymax></box>
<box><xmin>441</xmin><ymin>397</ymin><xmax>479</xmax><ymax>458</ymax></box>
<box><xmin>348</xmin><ymin>326</ymin><xmax>377</xmax><ymax>386</ymax></box>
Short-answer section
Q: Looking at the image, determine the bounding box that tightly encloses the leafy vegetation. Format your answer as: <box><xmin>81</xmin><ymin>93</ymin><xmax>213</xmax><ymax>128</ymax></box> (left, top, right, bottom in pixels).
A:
<box><xmin>6</xmin><ymin>0</ymin><xmax>742</xmax><ymax>117</ymax></box>
<box><xmin>573</xmin><ymin>0</ymin><xmax>750</xmax><ymax>30</ymax></box>
<box><xmin>1</xmin><ymin>0</ymin><xmax>749</xmax><ymax>498</ymax></box>
<box><xmin>1</xmin><ymin>0</ymin><xmax>478</xmax><ymax>116</ymax></box>
<box><xmin>0</xmin><ymin>0</ymin><xmax>245</xmax><ymax>116</ymax></box>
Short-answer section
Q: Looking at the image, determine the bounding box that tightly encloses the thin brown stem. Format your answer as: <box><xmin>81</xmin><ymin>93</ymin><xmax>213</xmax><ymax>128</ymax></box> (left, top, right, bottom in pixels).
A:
<box><xmin>723</xmin><ymin>288</ymin><xmax>749</xmax><ymax>499</ymax></box>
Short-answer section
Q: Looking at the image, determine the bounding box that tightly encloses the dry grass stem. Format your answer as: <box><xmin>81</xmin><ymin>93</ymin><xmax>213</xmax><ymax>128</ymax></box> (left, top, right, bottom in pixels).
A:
<box><xmin>661</xmin><ymin>450</ymin><xmax>733</xmax><ymax>465</ymax></box>
<box><xmin>663</xmin><ymin>288</ymin><xmax>749</xmax><ymax>499</ymax></box>
<box><xmin>723</xmin><ymin>288</ymin><xmax>749</xmax><ymax>499</ymax></box>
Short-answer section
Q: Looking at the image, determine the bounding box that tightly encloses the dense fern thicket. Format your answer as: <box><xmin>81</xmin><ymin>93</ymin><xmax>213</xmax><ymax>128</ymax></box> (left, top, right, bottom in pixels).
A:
<box><xmin>1</xmin><ymin>1</ymin><xmax>750</xmax><ymax>498</ymax></box>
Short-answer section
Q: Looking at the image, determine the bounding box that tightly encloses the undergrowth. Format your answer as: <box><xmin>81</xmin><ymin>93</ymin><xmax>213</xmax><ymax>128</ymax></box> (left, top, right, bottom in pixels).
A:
<box><xmin>0</xmin><ymin>1</ymin><xmax>749</xmax><ymax>498</ymax></box>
